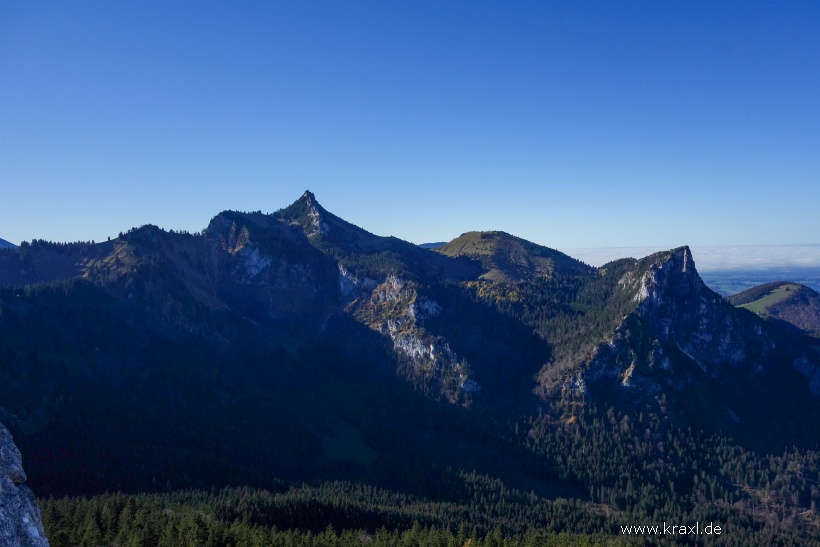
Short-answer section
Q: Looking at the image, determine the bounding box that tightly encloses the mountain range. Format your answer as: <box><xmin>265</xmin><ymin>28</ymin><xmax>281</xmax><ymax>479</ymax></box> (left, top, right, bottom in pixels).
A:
<box><xmin>2</xmin><ymin>191</ymin><xmax>820</xmax><ymax>543</ymax></box>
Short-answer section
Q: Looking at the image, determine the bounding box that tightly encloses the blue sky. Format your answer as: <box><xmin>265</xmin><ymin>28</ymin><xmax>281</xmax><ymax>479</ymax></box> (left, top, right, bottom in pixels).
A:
<box><xmin>1</xmin><ymin>1</ymin><xmax>818</xmax><ymax>253</ymax></box>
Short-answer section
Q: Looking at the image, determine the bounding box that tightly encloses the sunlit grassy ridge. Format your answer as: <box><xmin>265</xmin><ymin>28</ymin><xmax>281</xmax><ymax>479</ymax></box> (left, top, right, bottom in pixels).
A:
<box><xmin>435</xmin><ymin>231</ymin><xmax>593</xmax><ymax>283</ymax></box>
<box><xmin>729</xmin><ymin>281</ymin><xmax>802</xmax><ymax>314</ymax></box>
<box><xmin>727</xmin><ymin>281</ymin><xmax>820</xmax><ymax>336</ymax></box>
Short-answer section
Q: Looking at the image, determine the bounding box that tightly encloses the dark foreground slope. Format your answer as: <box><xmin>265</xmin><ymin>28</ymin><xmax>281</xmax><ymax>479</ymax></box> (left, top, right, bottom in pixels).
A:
<box><xmin>0</xmin><ymin>193</ymin><xmax>552</xmax><ymax>496</ymax></box>
<box><xmin>2</xmin><ymin>192</ymin><xmax>820</xmax><ymax>544</ymax></box>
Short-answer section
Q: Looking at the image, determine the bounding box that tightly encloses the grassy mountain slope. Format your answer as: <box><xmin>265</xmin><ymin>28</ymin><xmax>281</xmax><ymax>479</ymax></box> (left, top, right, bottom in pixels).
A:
<box><xmin>435</xmin><ymin>230</ymin><xmax>593</xmax><ymax>282</ymax></box>
<box><xmin>728</xmin><ymin>281</ymin><xmax>799</xmax><ymax>308</ymax></box>
<box><xmin>728</xmin><ymin>281</ymin><xmax>820</xmax><ymax>336</ymax></box>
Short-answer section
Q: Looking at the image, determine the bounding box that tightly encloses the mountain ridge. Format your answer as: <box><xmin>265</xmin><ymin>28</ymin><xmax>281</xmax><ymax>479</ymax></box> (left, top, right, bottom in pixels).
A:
<box><xmin>1</xmin><ymin>194</ymin><xmax>818</xmax><ymax>423</ymax></box>
<box><xmin>2</xmin><ymin>191</ymin><xmax>820</xmax><ymax>543</ymax></box>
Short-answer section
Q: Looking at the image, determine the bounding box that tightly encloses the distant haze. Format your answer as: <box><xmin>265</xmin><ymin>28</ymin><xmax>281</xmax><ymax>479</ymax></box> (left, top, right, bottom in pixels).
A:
<box><xmin>561</xmin><ymin>245</ymin><xmax>820</xmax><ymax>272</ymax></box>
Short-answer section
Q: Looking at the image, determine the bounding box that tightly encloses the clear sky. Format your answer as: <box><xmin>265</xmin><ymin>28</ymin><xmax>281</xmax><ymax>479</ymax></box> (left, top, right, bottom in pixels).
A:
<box><xmin>1</xmin><ymin>1</ymin><xmax>818</xmax><ymax>251</ymax></box>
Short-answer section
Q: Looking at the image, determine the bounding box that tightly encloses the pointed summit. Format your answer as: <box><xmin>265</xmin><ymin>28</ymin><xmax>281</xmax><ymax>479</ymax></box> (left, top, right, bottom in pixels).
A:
<box><xmin>277</xmin><ymin>190</ymin><xmax>390</xmax><ymax>252</ymax></box>
<box><xmin>667</xmin><ymin>245</ymin><xmax>696</xmax><ymax>274</ymax></box>
<box><xmin>279</xmin><ymin>190</ymin><xmax>328</xmax><ymax>237</ymax></box>
<box><xmin>298</xmin><ymin>190</ymin><xmax>320</xmax><ymax>211</ymax></box>
<box><xmin>629</xmin><ymin>245</ymin><xmax>708</xmax><ymax>307</ymax></box>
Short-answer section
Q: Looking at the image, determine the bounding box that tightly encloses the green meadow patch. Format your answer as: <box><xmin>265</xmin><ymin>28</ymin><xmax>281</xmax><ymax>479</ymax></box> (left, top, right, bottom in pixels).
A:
<box><xmin>739</xmin><ymin>283</ymin><xmax>801</xmax><ymax>314</ymax></box>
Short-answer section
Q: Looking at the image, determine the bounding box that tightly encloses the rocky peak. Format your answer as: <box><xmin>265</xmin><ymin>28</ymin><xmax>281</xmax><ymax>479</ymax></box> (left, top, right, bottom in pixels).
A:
<box><xmin>280</xmin><ymin>190</ymin><xmax>329</xmax><ymax>237</ymax></box>
<box><xmin>552</xmin><ymin>246</ymin><xmax>781</xmax><ymax>411</ymax></box>
<box><xmin>633</xmin><ymin>246</ymin><xmax>706</xmax><ymax>310</ymax></box>
<box><xmin>276</xmin><ymin>191</ymin><xmax>429</xmax><ymax>261</ymax></box>
<box><xmin>0</xmin><ymin>422</ymin><xmax>49</xmax><ymax>546</ymax></box>
<box><xmin>618</xmin><ymin>246</ymin><xmax>761</xmax><ymax>371</ymax></box>
<box><xmin>304</xmin><ymin>197</ymin><xmax>328</xmax><ymax>237</ymax></box>
<box><xmin>207</xmin><ymin>216</ymin><xmax>252</xmax><ymax>254</ymax></box>
<box><xmin>205</xmin><ymin>211</ymin><xmax>273</xmax><ymax>252</ymax></box>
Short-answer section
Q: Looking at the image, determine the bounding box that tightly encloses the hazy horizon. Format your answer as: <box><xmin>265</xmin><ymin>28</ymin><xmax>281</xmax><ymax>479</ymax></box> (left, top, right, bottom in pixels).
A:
<box><xmin>559</xmin><ymin>244</ymin><xmax>820</xmax><ymax>271</ymax></box>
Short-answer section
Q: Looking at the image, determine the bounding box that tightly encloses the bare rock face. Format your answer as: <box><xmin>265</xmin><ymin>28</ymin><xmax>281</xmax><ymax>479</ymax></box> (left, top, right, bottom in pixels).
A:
<box><xmin>348</xmin><ymin>273</ymin><xmax>475</xmax><ymax>403</ymax></box>
<box><xmin>0</xmin><ymin>422</ymin><xmax>49</xmax><ymax>547</ymax></box>
<box><xmin>630</xmin><ymin>246</ymin><xmax>768</xmax><ymax>373</ymax></box>
<box><xmin>553</xmin><ymin>247</ymin><xmax>779</xmax><ymax>403</ymax></box>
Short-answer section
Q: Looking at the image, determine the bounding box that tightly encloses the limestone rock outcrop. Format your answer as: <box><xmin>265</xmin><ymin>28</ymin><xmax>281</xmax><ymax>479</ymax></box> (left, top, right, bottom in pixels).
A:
<box><xmin>0</xmin><ymin>421</ymin><xmax>49</xmax><ymax>547</ymax></box>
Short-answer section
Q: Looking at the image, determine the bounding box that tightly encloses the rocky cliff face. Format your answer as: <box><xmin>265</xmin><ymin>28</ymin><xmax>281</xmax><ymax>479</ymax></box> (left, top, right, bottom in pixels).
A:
<box><xmin>202</xmin><ymin>210</ymin><xmax>340</xmax><ymax>322</ymax></box>
<box><xmin>547</xmin><ymin>247</ymin><xmax>820</xmax><ymax>424</ymax></box>
<box><xmin>0</xmin><ymin>422</ymin><xmax>49</xmax><ymax>547</ymax></box>
<box><xmin>618</xmin><ymin>247</ymin><xmax>770</xmax><ymax>375</ymax></box>
<box><xmin>339</xmin><ymin>267</ymin><xmax>476</xmax><ymax>403</ymax></box>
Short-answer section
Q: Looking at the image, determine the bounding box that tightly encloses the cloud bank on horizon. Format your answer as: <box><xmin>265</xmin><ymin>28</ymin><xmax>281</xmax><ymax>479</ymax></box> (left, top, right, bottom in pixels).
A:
<box><xmin>561</xmin><ymin>245</ymin><xmax>820</xmax><ymax>272</ymax></box>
